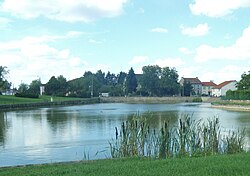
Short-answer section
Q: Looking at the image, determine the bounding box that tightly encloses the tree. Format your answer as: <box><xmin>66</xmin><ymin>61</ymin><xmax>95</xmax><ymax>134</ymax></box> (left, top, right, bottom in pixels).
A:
<box><xmin>160</xmin><ymin>67</ymin><xmax>180</xmax><ymax>96</ymax></box>
<box><xmin>182</xmin><ymin>81</ymin><xmax>193</xmax><ymax>96</ymax></box>
<box><xmin>95</xmin><ymin>70</ymin><xmax>106</xmax><ymax>85</ymax></box>
<box><xmin>45</xmin><ymin>76</ymin><xmax>60</xmax><ymax>96</ymax></box>
<box><xmin>125</xmin><ymin>68</ymin><xmax>137</xmax><ymax>94</ymax></box>
<box><xmin>18</xmin><ymin>83</ymin><xmax>29</xmax><ymax>93</ymax></box>
<box><xmin>117</xmin><ymin>72</ymin><xmax>127</xmax><ymax>85</ymax></box>
<box><xmin>237</xmin><ymin>71</ymin><xmax>250</xmax><ymax>90</ymax></box>
<box><xmin>0</xmin><ymin>66</ymin><xmax>11</xmax><ymax>92</ymax></box>
<box><xmin>140</xmin><ymin>65</ymin><xmax>161</xmax><ymax>96</ymax></box>
<box><xmin>29</xmin><ymin>79</ymin><xmax>41</xmax><ymax>95</ymax></box>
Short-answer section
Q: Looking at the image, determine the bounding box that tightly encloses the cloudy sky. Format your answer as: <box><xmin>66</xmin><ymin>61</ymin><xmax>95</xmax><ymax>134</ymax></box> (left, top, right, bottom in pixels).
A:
<box><xmin>0</xmin><ymin>0</ymin><xmax>250</xmax><ymax>86</ymax></box>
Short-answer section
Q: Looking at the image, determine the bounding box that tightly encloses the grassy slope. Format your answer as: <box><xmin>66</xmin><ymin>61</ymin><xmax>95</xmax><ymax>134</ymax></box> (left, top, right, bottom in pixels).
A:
<box><xmin>0</xmin><ymin>153</ymin><xmax>249</xmax><ymax>176</ymax></box>
<box><xmin>0</xmin><ymin>95</ymin><xmax>84</xmax><ymax>105</ymax></box>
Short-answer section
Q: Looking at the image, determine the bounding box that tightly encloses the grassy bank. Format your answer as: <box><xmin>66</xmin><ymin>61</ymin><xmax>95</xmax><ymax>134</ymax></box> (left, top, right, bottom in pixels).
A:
<box><xmin>100</xmin><ymin>96</ymin><xmax>200</xmax><ymax>104</ymax></box>
<box><xmin>0</xmin><ymin>95</ymin><xmax>84</xmax><ymax>105</ymax></box>
<box><xmin>0</xmin><ymin>95</ymin><xmax>100</xmax><ymax>110</ymax></box>
<box><xmin>0</xmin><ymin>152</ymin><xmax>249</xmax><ymax>176</ymax></box>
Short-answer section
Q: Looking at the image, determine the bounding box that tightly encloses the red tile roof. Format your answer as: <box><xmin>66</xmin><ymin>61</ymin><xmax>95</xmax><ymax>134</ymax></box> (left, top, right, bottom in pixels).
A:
<box><xmin>213</xmin><ymin>80</ymin><xmax>236</xmax><ymax>89</ymax></box>
<box><xmin>201</xmin><ymin>82</ymin><xmax>217</xmax><ymax>87</ymax></box>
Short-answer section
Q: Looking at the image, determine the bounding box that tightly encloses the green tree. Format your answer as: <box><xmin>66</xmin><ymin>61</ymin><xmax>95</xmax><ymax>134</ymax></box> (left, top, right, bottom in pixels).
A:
<box><xmin>117</xmin><ymin>72</ymin><xmax>127</xmax><ymax>85</ymax></box>
<box><xmin>181</xmin><ymin>81</ymin><xmax>193</xmax><ymax>96</ymax></box>
<box><xmin>160</xmin><ymin>67</ymin><xmax>180</xmax><ymax>96</ymax></box>
<box><xmin>45</xmin><ymin>76</ymin><xmax>60</xmax><ymax>96</ymax></box>
<box><xmin>237</xmin><ymin>71</ymin><xmax>250</xmax><ymax>90</ymax></box>
<box><xmin>18</xmin><ymin>83</ymin><xmax>29</xmax><ymax>93</ymax></box>
<box><xmin>29</xmin><ymin>79</ymin><xmax>41</xmax><ymax>95</ymax></box>
<box><xmin>57</xmin><ymin>75</ymin><xmax>68</xmax><ymax>96</ymax></box>
<box><xmin>0</xmin><ymin>66</ymin><xmax>11</xmax><ymax>92</ymax></box>
<box><xmin>126</xmin><ymin>68</ymin><xmax>137</xmax><ymax>94</ymax></box>
<box><xmin>140</xmin><ymin>65</ymin><xmax>161</xmax><ymax>96</ymax></box>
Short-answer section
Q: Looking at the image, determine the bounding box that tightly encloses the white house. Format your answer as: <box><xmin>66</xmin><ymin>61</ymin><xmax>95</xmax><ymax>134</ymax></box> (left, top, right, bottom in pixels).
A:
<box><xmin>201</xmin><ymin>81</ymin><xmax>217</xmax><ymax>96</ymax></box>
<box><xmin>212</xmin><ymin>80</ymin><xmax>237</xmax><ymax>97</ymax></box>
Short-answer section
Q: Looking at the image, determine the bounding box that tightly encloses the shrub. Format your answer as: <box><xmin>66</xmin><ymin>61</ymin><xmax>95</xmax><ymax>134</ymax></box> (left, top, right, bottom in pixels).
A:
<box><xmin>15</xmin><ymin>92</ymin><xmax>39</xmax><ymax>98</ymax></box>
<box><xmin>192</xmin><ymin>97</ymin><xmax>202</xmax><ymax>102</ymax></box>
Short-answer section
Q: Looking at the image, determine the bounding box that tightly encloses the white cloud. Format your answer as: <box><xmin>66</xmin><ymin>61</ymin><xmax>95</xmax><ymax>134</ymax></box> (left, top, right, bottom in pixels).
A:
<box><xmin>180</xmin><ymin>23</ymin><xmax>209</xmax><ymax>37</ymax></box>
<box><xmin>0</xmin><ymin>33</ymin><xmax>89</xmax><ymax>86</ymax></box>
<box><xmin>194</xmin><ymin>26</ymin><xmax>250</xmax><ymax>62</ymax></box>
<box><xmin>1</xmin><ymin>0</ymin><xmax>128</xmax><ymax>22</ymax></box>
<box><xmin>129</xmin><ymin>56</ymin><xmax>149</xmax><ymax>65</ymax></box>
<box><xmin>189</xmin><ymin>0</ymin><xmax>250</xmax><ymax>17</ymax></box>
<box><xmin>199</xmin><ymin>65</ymin><xmax>249</xmax><ymax>84</ymax></box>
<box><xmin>153</xmin><ymin>58</ymin><xmax>184</xmax><ymax>68</ymax></box>
<box><xmin>88</xmin><ymin>39</ymin><xmax>102</xmax><ymax>44</ymax></box>
<box><xmin>179</xmin><ymin>47</ymin><xmax>193</xmax><ymax>55</ymax></box>
<box><xmin>151</xmin><ymin>27</ymin><xmax>168</xmax><ymax>33</ymax></box>
<box><xmin>0</xmin><ymin>17</ymin><xmax>11</xmax><ymax>28</ymax></box>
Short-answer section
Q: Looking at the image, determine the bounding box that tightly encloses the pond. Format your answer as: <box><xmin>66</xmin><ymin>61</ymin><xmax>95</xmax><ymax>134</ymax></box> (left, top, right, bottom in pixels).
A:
<box><xmin>0</xmin><ymin>103</ymin><xmax>249</xmax><ymax>167</ymax></box>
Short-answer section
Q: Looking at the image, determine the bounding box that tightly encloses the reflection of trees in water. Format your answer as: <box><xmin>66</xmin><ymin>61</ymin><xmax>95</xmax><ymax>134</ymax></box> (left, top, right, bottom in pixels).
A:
<box><xmin>46</xmin><ymin>109</ymin><xmax>72</xmax><ymax>133</ymax></box>
<box><xmin>0</xmin><ymin>112</ymin><xmax>10</xmax><ymax>145</ymax></box>
<box><xmin>126</xmin><ymin>112</ymin><xmax>179</xmax><ymax>130</ymax></box>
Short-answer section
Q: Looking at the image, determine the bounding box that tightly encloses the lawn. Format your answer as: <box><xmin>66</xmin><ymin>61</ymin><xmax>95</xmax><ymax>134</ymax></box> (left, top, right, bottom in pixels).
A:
<box><xmin>0</xmin><ymin>153</ymin><xmax>249</xmax><ymax>176</ymax></box>
<box><xmin>0</xmin><ymin>95</ymin><xmax>84</xmax><ymax>105</ymax></box>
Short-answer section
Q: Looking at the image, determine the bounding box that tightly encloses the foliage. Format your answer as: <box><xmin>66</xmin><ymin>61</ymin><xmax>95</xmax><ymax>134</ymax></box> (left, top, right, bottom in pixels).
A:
<box><xmin>18</xmin><ymin>83</ymin><xmax>29</xmax><ymax>93</ymax></box>
<box><xmin>192</xmin><ymin>97</ymin><xmax>202</xmax><ymax>102</ymax></box>
<box><xmin>125</xmin><ymin>68</ymin><xmax>137</xmax><ymax>94</ymax></box>
<box><xmin>29</xmin><ymin>79</ymin><xmax>42</xmax><ymax>95</ymax></box>
<box><xmin>237</xmin><ymin>71</ymin><xmax>250</xmax><ymax>90</ymax></box>
<box><xmin>0</xmin><ymin>66</ymin><xmax>11</xmax><ymax>92</ymax></box>
<box><xmin>159</xmin><ymin>67</ymin><xmax>180</xmax><ymax>96</ymax></box>
<box><xmin>15</xmin><ymin>92</ymin><xmax>39</xmax><ymax>99</ymax></box>
<box><xmin>110</xmin><ymin>114</ymin><xmax>246</xmax><ymax>159</ymax></box>
<box><xmin>140</xmin><ymin>65</ymin><xmax>180</xmax><ymax>96</ymax></box>
<box><xmin>226</xmin><ymin>90</ymin><xmax>250</xmax><ymax>100</ymax></box>
<box><xmin>181</xmin><ymin>80</ymin><xmax>193</xmax><ymax>96</ymax></box>
<box><xmin>45</xmin><ymin>75</ymin><xmax>68</xmax><ymax>96</ymax></box>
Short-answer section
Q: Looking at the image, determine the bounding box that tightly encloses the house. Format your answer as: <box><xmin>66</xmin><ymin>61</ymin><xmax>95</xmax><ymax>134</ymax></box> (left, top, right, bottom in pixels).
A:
<box><xmin>180</xmin><ymin>77</ymin><xmax>202</xmax><ymax>96</ymax></box>
<box><xmin>201</xmin><ymin>81</ymin><xmax>217</xmax><ymax>96</ymax></box>
<box><xmin>212</xmin><ymin>80</ymin><xmax>237</xmax><ymax>97</ymax></box>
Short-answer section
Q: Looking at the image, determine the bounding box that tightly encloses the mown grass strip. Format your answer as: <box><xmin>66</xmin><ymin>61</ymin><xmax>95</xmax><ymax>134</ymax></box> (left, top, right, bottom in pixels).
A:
<box><xmin>0</xmin><ymin>152</ymin><xmax>249</xmax><ymax>176</ymax></box>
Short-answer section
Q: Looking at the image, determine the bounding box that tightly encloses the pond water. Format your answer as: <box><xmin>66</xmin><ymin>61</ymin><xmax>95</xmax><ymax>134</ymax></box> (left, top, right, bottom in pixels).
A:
<box><xmin>0</xmin><ymin>103</ymin><xmax>249</xmax><ymax>167</ymax></box>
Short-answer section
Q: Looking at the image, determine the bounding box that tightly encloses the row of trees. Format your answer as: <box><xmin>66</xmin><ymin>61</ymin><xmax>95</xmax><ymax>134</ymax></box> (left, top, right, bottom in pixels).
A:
<box><xmin>12</xmin><ymin>65</ymin><xmax>181</xmax><ymax>98</ymax></box>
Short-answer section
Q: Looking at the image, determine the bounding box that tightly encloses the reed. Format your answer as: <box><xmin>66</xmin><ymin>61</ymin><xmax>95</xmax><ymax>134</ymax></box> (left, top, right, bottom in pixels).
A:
<box><xmin>109</xmin><ymin>113</ymin><xmax>247</xmax><ymax>159</ymax></box>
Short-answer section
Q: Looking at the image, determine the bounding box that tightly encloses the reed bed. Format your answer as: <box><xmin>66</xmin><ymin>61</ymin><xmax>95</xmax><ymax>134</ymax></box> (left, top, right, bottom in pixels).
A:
<box><xmin>110</xmin><ymin>113</ymin><xmax>246</xmax><ymax>159</ymax></box>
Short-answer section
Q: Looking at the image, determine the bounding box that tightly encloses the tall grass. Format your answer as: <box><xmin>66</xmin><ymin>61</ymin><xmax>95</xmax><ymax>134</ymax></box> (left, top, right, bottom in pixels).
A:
<box><xmin>110</xmin><ymin>113</ymin><xmax>246</xmax><ymax>159</ymax></box>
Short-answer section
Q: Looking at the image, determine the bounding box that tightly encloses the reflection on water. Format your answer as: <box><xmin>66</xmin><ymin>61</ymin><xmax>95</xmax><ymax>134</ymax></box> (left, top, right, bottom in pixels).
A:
<box><xmin>0</xmin><ymin>103</ymin><xmax>249</xmax><ymax>167</ymax></box>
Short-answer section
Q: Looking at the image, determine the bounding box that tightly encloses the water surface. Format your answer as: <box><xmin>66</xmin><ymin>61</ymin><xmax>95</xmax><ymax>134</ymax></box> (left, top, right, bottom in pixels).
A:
<box><xmin>0</xmin><ymin>103</ymin><xmax>249</xmax><ymax>167</ymax></box>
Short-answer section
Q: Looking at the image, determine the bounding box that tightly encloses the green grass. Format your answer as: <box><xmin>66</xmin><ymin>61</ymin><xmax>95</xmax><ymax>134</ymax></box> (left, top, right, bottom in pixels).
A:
<box><xmin>0</xmin><ymin>152</ymin><xmax>249</xmax><ymax>176</ymax></box>
<box><xmin>0</xmin><ymin>95</ymin><xmax>84</xmax><ymax>105</ymax></box>
<box><xmin>212</xmin><ymin>101</ymin><xmax>250</xmax><ymax>106</ymax></box>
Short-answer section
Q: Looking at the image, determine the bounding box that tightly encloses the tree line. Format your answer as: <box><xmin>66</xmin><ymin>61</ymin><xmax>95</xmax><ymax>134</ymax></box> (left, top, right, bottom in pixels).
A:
<box><xmin>0</xmin><ymin>65</ymin><xmax>181</xmax><ymax>98</ymax></box>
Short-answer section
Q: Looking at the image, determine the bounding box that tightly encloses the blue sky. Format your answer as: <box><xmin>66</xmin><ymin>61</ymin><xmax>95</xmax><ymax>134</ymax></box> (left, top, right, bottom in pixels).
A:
<box><xmin>0</xmin><ymin>0</ymin><xmax>250</xmax><ymax>86</ymax></box>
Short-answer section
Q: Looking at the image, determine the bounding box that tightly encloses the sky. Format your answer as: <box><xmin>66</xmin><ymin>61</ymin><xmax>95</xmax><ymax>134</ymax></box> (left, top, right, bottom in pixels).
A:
<box><xmin>0</xmin><ymin>0</ymin><xmax>250</xmax><ymax>87</ymax></box>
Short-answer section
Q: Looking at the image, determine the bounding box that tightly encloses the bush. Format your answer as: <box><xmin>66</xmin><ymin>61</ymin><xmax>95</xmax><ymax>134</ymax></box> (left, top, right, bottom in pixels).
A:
<box><xmin>192</xmin><ymin>97</ymin><xmax>202</xmax><ymax>102</ymax></box>
<box><xmin>15</xmin><ymin>92</ymin><xmax>39</xmax><ymax>99</ymax></box>
<box><xmin>226</xmin><ymin>90</ymin><xmax>250</xmax><ymax>100</ymax></box>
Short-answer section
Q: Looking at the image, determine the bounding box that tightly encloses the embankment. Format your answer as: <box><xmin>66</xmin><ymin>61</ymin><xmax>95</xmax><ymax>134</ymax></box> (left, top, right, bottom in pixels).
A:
<box><xmin>100</xmin><ymin>96</ymin><xmax>200</xmax><ymax>104</ymax></box>
<box><xmin>0</xmin><ymin>98</ymin><xmax>100</xmax><ymax>111</ymax></box>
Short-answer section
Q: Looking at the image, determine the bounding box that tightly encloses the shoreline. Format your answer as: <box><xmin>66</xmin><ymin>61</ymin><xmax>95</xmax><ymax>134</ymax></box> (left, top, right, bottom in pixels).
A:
<box><xmin>211</xmin><ymin>104</ymin><xmax>250</xmax><ymax>112</ymax></box>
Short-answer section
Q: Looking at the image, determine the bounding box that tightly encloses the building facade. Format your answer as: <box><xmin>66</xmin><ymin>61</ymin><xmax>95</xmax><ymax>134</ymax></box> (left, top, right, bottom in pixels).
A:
<box><xmin>180</xmin><ymin>77</ymin><xmax>202</xmax><ymax>96</ymax></box>
<box><xmin>201</xmin><ymin>81</ymin><xmax>217</xmax><ymax>96</ymax></box>
<box><xmin>212</xmin><ymin>80</ymin><xmax>237</xmax><ymax>97</ymax></box>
